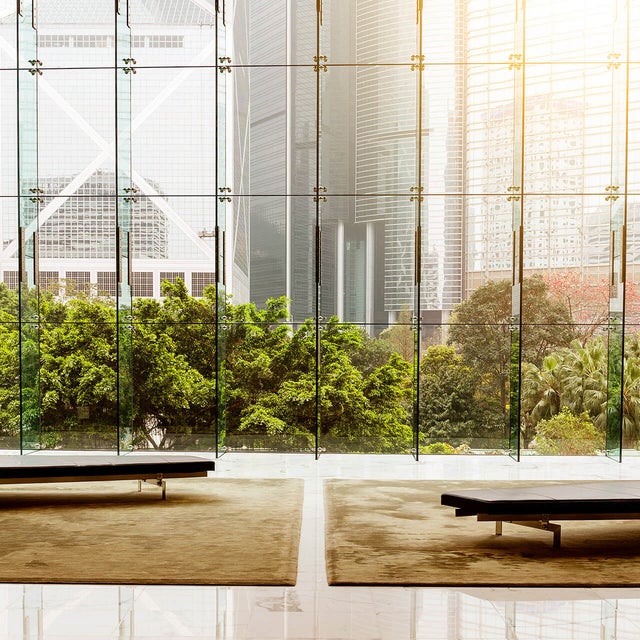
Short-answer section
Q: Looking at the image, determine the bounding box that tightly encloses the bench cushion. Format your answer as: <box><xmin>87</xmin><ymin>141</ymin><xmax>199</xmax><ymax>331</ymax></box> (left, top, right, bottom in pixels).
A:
<box><xmin>0</xmin><ymin>454</ymin><xmax>215</xmax><ymax>481</ymax></box>
<box><xmin>441</xmin><ymin>481</ymin><xmax>640</xmax><ymax>516</ymax></box>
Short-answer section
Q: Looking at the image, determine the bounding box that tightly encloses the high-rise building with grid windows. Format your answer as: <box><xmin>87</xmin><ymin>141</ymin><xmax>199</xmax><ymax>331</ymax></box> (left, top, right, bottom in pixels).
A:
<box><xmin>460</xmin><ymin>0</ymin><xmax>639</xmax><ymax>295</ymax></box>
<box><xmin>0</xmin><ymin>0</ymin><xmax>240</xmax><ymax>300</ymax></box>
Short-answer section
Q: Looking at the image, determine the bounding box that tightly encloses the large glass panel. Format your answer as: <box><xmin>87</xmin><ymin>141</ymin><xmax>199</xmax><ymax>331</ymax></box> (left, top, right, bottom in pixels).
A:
<box><xmin>221</xmin><ymin>48</ymin><xmax>319</xmax><ymax>327</ymax></box>
<box><xmin>0</xmin><ymin>3</ymin><xmax>16</xmax><ymax>70</ymax></box>
<box><xmin>125</xmin><ymin>196</ymin><xmax>216</xmax><ymax>297</ymax></box>
<box><xmin>605</xmin><ymin>13</ymin><xmax>628</xmax><ymax>460</ymax></box>
<box><xmin>216</xmin><ymin>276</ymin><xmax>226</xmax><ymax>455</ymax></box>
<box><xmin>129</xmin><ymin>199</ymin><xmax>216</xmax><ymax>450</ymax></box>
<box><xmin>244</xmin><ymin>192</ymin><xmax>287</xmax><ymax>308</ymax></box>
<box><xmin>35</xmin><ymin>63</ymin><xmax>118</xmax><ymax>441</ymax></box>
<box><xmin>352</xmin><ymin>66</ymin><xmax>417</xmax><ymax>196</ymax></box>
<box><xmin>40</xmin><ymin>316</ymin><xmax>118</xmax><ymax>450</ymax></box>
<box><xmin>36</xmin><ymin>196</ymin><xmax>118</xmax><ymax>450</ymax></box>
<box><xmin>624</xmin><ymin>202</ymin><xmax>640</xmax><ymax>454</ymax></box>
<box><xmin>131</xmin><ymin>314</ymin><xmax>216</xmax><ymax>451</ymax></box>
<box><xmin>36</xmin><ymin>1</ymin><xmax>114</xmax><ymax>69</ymax></box>
<box><xmin>443</xmin><ymin>313</ymin><xmax>511</xmax><ymax>453</ymax></box>
<box><xmin>37</xmin><ymin>69</ymin><xmax>115</xmax><ymax>184</ymax></box>
<box><xmin>247</xmin><ymin>193</ymin><xmax>316</xmax><ymax>326</ymax></box>
<box><xmin>221</xmin><ymin>319</ymin><xmax>316</xmax><ymax>453</ymax></box>
<box><xmin>419</xmin><ymin>323</ymin><xmax>506</xmax><ymax>453</ymax></box>
<box><xmin>519</xmin><ymin>195</ymin><xmax>611</xmax><ymax>456</ymax></box>
<box><xmin>1</xmin><ymin>16</ymin><xmax>19</xmax><ymax>451</ymax></box>
<box><xmin>33</xmin><ymin>64</ymin><xmax>117</xmax><ymax>450</ymax></box>
<box><xmin>319</xmin><ymin>321</ymin><xmax>412</xmax><ymax>454</ymax></box>
<box><xmin>320</xmin><ymin>196</ymin><xmax>418</xmax><ymax>328</ymax></box>
<box><xmin>630</xmin><ymin>3</ymin><xmax>640</xmax><ymax>64</ymax></box>
<box><xmin>0</xmin><ymin>70</ymin><xmax>17</xmax><ymax>197</ymax></box>
<box><xmin>216</xmin><ymin>15</ymin><xmax>229</xmax><ymax>455</ymax></box>
<box><xmin>322</xmin><ymin>0</ymin><xmax>417</xmax><ymax>65</ymax></box>
<box><xmin>449</xmin><ymin>195</ymin><xmax>515</xmax><ymax>452</ymax></box>
<box><xmin>464</xmin><ymin>65</ymin><xmax>516</xmax><ymax>197</ymax></box>
<box><xmin>523</xmin><ymin>64</ymin><xmax>616</xmax><ymax>196</ymax></box>
<box><xmin>607</xmin><ymin>263</ymin><xmax>624</xmax><ymax>461</ymax></box>
<box><xmin>624</xmin><ymin>62</ymin><xmax>640</xmax><ymax>453</ymax></box>
<box><xmin>507</xmin><ymin>0</ymin><xmax>525</xmax><ymax>459</ymax></box>
<box><xmin>0</xmin><ymin>198</ymin><xmax>19</xmax><ymax>450</ymax></box>
<box><xmin>129</xmin><ymin>0</ymin><xmax>216</xmax><ymax>68</ymax></box>
<box><xmin>116</xmin><ymin>6</ymin><xmax>133</xmax><ymax>451</ymax></box>
<box><xmin>525</xmin><ymin>0</ymin><xmax>618</xmax><ymax>63</ymax></box>
<box><xmin>231</xmin><ymin>65</ymin><xmax>316</xmax><ymax>197</ymax></box>
<box><xmin>462</xmin><ymin>0</ymin><xmax>517</xmax><ymax>64</ymax></box>
<box><xmin>18</xmin><ymin>4</ymin><xmax>39</xmax><ymax>451</ymax></box>
<box><xmin>131</xmin><ymin>67</ymin><xmax>216</xmax><ymax>197</ymax></box>
<box><xmin>127</xmin><ymin>58</ymin><xmax>219</xmax><ymax>443</ymax></box>
<box><xmin>629</xmin><ymin>65</ymin><xmax>640</xmax><ymax>194</ymax></box>
<box><xmin>0</xmin><ymin>68</ymin><xmax>19</xmax><ymax>448</ymax></box>
<box><xmin>232</xmin><ymin>0</ymin><xmax>315</xmax><ymax>67</ymax></box>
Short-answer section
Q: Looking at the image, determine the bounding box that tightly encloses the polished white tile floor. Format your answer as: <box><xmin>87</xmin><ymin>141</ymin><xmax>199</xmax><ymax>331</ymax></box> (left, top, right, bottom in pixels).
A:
<box><xmin>2</xmin><ymin>452</ymin><xmax>640</xmax><ymax>639</ymax></box>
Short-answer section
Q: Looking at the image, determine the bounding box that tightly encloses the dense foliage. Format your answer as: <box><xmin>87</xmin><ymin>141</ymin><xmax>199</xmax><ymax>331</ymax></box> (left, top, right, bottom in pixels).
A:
<box><xmin>2</xmin><ymin>274</ymin><xmax>640</xmax><ymax>454</ymax></box>
<box><xmin>530</xmin><ymin>408</ymin><xmax>604</xmax><ymax>456</ymax></box>
<box><xmin>0</xmin><ymin>282</ymin><xmax>413</xmax><ymax>452</ymax></box>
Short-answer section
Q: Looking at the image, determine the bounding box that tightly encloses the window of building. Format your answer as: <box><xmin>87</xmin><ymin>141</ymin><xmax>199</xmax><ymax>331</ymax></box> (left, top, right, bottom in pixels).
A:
<box><xmin>3</xmin><ymin>272</ymin><xmax>18</xmax><ymax>290</ymax></box>
<box><xmin>97</xmin><ymin>272</ymin><xmax>117</xmax><ymax>297</ymax></box>
<box><xmin>132</xmin><ymin>272</ymin><xmax>154</xmax><ymax>297</ymax></box>
<box><xmin>65</xmin><ymin>272</ymin><xmax>91</xmax><ymax>296</ymax></box>
<box><xmin>39</xmin><ymin>271</ymin><xmax>59</xmax><ymax>294</ymax></box>
<box><xmin>191</xmin><ymin>272</ymin><xmax>215</xmax><ymax>297</ymax></box>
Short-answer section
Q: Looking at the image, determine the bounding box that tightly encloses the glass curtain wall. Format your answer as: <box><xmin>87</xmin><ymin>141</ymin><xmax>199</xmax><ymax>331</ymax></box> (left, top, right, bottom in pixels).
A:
<box><xmin>2</xmin><ymin>0</ymin><xmax>640</xmax><ymax>459</ymax></box>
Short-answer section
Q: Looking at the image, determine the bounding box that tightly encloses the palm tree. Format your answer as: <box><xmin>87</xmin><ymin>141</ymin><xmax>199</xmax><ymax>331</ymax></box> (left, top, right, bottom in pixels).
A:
<box><xmin>521</xmin><ymin>355</ymin><xmax>562</xmax><ymax>426</ymax></box>
<box><xmin>621</xmin><ymin>357</ymin><xmax>640</xmax><ymax>447</ymax></box>
<box><xmin>521</xmin><ymin>338</ymin><xmax>608</xmax><ymax>432</ymax></box>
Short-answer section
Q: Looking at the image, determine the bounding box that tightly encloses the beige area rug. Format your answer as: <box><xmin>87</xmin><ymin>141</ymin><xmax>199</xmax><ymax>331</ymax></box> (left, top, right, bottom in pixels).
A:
<box><xmin>0</xmin><ymin>478</ymin><xmax>303</xmax><ymax>585</ymax></box>
<box><xmin>324</xmin><ymin>479</ymin><xmax>640</xmax><ymax>587</ymax></box>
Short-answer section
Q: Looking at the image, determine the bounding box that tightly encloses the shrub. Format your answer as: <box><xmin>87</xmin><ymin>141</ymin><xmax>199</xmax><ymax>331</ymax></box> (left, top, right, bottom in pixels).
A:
<box><xmin>530</xmin><ymin>407</ymin><xmax>604</xmax><ymax>455</ymax></box>
<box><xmin>420</xmin><ymin>441</ymin><xmax>476</xmax><ymax>455</ymax></box>
<box><xmin>421</xmin><ymin>442</ymin><xmax>456</xmax><ymax>454</ymax></box>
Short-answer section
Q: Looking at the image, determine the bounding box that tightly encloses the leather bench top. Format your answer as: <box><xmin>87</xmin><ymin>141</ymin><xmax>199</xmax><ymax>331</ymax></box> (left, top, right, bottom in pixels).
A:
<box><xmin>441</xmin><ymin>481</ymin><xmax>640</xmax><ymax>515</ymax></box>
<box><xmin>0</xmin><ymin>454</ymin><xmax>215</xmax><ymax>479</ymax></box>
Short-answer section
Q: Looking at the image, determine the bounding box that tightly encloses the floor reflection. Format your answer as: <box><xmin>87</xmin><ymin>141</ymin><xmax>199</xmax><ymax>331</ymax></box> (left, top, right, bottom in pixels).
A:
<box><xmin>5</xmin><ymin>584</ymin><xmax>640</xmax><ymax>640</ymax></box>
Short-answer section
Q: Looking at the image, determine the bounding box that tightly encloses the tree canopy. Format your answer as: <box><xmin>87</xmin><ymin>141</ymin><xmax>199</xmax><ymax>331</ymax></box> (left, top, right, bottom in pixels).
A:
<box><xmin>2</xmin><ymin>272</ymin><xmax>640</xmax><ymax>454</ymax></box>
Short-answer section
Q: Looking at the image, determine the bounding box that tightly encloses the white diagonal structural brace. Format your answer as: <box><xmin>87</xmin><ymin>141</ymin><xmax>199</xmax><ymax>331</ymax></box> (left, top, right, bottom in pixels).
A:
<box><xmin>0</xmin><ymin>34</ymin><xmax>218</xmax><ymax>262</ymax></box>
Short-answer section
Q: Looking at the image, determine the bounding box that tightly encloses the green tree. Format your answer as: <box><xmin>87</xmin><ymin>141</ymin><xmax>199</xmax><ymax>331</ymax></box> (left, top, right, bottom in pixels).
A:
<box><xmin>521</xmin><ymin>338</ymin><xmax>607</xmax><ymax>434</ymax></box>
<box><xmin>225</xmin><ymin>306</ymin><xmax>413</xmax><ymax>452</ymax></box>
<box><xmin>0</xmin><ymin>317</ymin><xmax>19</xmax><ymax>446</ymax></box>
<box><xmin>379</xmin><ymin>309</ymin><xmax>414</xmax><ymax>362</ymax></box>
<box><xmin>39</xmin><ymin>296</ymin><xmax>118</xmax><ymax>448</ymax></box>
<box><xmin>448</xmin><ymin>276</ymin><xmax>576</xmax><ymax>435</ymax></box>
<box><xmin>0</xmin><ymin>285</ymin><xmax>19</xmax><ymax>445</ymax></box>
<box><xmin>132</xmin><ymin>320</ymin><xmax>215</xmax><ymax>449</ymax></box>
<box><xmin>418</xmin><ymin>345</ymin><xmax>501</xmax><ymax>446</ymax></box>
<box><xmin>319</xmin><ymin>319</ymin><xmax>412</xmax><ymax>452</ymax></box>
<box><xmin>131</xmin><ymin>279</ymin><xmax>219</xmax><ymax>449</ymax></box>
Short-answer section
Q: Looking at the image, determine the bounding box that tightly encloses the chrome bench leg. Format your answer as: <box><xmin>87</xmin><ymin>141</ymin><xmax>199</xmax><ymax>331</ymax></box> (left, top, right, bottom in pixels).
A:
<box><xmin>139</xmin><ymin>478</ymin><xmax>167</xmax><ymax>500</ymax></box>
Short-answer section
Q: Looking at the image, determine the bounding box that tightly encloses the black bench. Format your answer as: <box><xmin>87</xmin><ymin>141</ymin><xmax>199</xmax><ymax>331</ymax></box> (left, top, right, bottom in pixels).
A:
<box><xmin>441</xmin><ymin>481</ymin><xmax>640</xmax><ymax>547</ymax></box>
<box><xmin>0</xmin><ymin>454</ymin><xmax>215</xmax><ymax>500</ymax></box>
